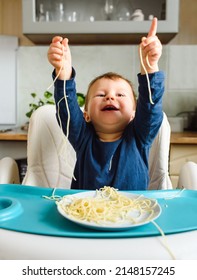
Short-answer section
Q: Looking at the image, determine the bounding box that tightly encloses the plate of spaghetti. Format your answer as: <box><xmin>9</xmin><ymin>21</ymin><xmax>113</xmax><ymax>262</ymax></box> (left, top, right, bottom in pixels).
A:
<box><xmin>57</xmin><ymin>186</ymin><xmax>161</xmax><ymax>231</ymax></box>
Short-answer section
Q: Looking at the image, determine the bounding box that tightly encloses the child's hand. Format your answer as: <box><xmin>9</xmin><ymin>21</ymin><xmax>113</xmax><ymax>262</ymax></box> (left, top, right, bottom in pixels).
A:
<box><xmin>139</xmin><ymin>18</ymin><xmax>162</xmax><ymax>74</ymax></box>
<box><xmin>47</xmin><ymin>36</ymin><xmax>72</xmax><ymax>80</ymax></box>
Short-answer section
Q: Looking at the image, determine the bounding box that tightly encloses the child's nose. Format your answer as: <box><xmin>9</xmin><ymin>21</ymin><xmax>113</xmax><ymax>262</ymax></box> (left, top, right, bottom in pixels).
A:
<box><xmin>106</xmin><ymin>93</ymin><xmax>115</xmax><ymax>100</ymax></box>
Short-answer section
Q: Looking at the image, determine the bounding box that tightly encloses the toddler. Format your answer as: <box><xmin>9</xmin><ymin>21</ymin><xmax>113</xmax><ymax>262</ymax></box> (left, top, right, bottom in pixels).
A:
<box><xmin>47</xmin><ymin>18</ymin><xmax>164</xmax><ymax>190</ymax></box>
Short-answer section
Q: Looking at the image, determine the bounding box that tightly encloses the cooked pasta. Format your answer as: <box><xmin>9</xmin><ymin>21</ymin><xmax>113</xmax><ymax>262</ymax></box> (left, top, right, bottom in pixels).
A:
<box><xmin>151</xmin><ymin>220</ymin><xmax>176</xmax><ymax>260</ymax></box>
<box><xmin>58</xmin><ymin>186</ymin><xmax>158</xmax><ymax>225</ymax></box>
<box><xmin>139</xmin><ymin>46</ymin><xmax>154</xmax><ymax>105</ymax></box>
<box><xmin>43</xmin><ymin>186</ymin><xmax>176</xmax><ymax>260</ymax></box>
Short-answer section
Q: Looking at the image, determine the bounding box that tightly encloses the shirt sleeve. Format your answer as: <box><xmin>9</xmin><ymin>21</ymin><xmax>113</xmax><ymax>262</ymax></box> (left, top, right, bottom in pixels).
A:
<box><xmin>53</xmin><ymin>68</ymin><xmax>87</xmax><ymax>150</ymax></box>
<box><xmin>133</xmin><ymin>71</ymin><xmax>165</xmax><ymax>147</ymax></box>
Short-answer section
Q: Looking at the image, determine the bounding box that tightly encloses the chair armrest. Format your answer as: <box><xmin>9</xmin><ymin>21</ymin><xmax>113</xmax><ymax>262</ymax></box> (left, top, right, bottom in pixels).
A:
<box><xmin>0</xmin><ymin>157</ymin><xmax>20</xmax><ymax>184</ymax></box>
<box><xmin>178</xmin><ymin>161</ymin><xmax>197</xmax><ymax>190</ymax></box>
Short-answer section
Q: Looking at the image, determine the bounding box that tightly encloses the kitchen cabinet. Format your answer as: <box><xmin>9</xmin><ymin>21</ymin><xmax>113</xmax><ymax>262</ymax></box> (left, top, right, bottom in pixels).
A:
<box><xmin>22</xmin><ymin>0</ymin><xmax>179</xmax><ymax>45</ymax></box>
<box><xmin>169</xmin><ymin>132</ymin><xmax>197</xmax><ymax>188</ymax></box>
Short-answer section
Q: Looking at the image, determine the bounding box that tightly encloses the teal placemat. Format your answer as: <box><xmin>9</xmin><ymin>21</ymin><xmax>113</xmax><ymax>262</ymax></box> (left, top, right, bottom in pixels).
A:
<box><xmin>1</xmin><ymin>184</ymin><xmax>197</xmax><ymax>238</ymax></box>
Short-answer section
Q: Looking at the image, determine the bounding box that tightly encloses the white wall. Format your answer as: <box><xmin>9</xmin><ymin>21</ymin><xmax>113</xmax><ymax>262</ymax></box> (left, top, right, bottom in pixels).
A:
<box><xmin>0</xmin><ymin>36</ymin><xmax>18</xmax><ymax>127</ymax></box>
<box><xmin>16</xmin><ymin>45</ymin><xmax>197</xmax><ymax>127</ymax></box>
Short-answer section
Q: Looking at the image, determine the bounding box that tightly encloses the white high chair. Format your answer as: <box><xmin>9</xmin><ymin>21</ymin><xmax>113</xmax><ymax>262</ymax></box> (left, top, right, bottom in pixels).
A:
<box><xmin>0</xmin><ymin>104</ymin><xmax>176</xmax><ymax>190</ymax></box>
<box><xmin>177</xmin><ymin>161</ymin><xmax>197</xmax><ymax>190</ymax></box>
<box><xmin>0</xmin><ymin>157</ymin><xmax>20</xmax><ymax>184</ymax></box>
<box><xmin>22</xmin><ymin>104</ymin><xmax>76</xmax><ymax>189</ymax></box>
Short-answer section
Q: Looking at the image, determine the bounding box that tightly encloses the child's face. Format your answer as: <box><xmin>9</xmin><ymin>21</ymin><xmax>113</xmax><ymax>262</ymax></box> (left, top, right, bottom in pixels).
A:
<box><xmin>84</xmin><ymin>77</ymin><xmax>136</xmax><ymax>135</ymax></box>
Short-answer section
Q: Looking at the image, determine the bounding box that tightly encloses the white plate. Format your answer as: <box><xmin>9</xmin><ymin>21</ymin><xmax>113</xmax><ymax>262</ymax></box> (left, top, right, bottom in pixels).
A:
<box><xmin>57</xmin><ymin>191</ymin><xmax>162</xmax><ymax>231</ymax></box>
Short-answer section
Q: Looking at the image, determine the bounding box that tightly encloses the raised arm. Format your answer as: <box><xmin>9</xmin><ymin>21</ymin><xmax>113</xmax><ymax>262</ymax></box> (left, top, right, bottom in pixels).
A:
<box><xmin>139</xmin><ymin>18</ymin><xmax>162</xmax><ymax>74</ymax></box>
<box><xmin>47</xmin><ymin>36</ymin><xmax>72</xmax><ymax>80</ymax></box>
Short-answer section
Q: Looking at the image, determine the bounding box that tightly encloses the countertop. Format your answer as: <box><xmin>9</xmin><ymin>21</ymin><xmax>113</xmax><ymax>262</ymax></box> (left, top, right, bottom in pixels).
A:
<box><xmin>171</xmin><ymin>131</ymin><xmax>197</xmax><ymax>144</ymax></box>
<box><xmin>0</xmin><ymin>128</ymin><xmax>27</xmax><ymax>141</ymax></box>
<box><xmin>0</xmin><ymin>129</ymin><xmax>197</xmax><ymax>144</ymax></box>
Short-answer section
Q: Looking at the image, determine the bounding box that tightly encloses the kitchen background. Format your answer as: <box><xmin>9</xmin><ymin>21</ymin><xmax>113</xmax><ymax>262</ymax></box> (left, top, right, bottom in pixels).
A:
<box><xmin>0</xmin><ymin>0</ymin><xmax>197</xmax><ymax>130</ymax></box>
<box><xmin>0</xmin><ymin>0</ymin><xmax>197</xmax><ymax>187</ymax></box>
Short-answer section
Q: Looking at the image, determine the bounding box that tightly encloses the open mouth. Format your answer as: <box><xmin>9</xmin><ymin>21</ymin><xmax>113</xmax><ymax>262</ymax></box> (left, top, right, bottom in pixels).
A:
<box><xmin>101</xmin><ymin>105</ymin><xmax>119</xmax><ymax>111</ymax></box>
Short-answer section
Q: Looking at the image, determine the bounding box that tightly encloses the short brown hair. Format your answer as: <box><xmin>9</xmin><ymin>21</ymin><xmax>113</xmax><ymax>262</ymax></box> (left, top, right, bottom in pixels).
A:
<box><xmin>84</xmin><ymin>72</ymin><xmax>136</xmax><ymax>111</ymax></box>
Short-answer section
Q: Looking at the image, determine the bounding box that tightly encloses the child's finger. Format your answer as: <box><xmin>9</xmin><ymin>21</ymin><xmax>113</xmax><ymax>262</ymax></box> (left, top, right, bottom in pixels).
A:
<box><xmin>147</xmin><ymin>17</ymin><xmax>157</xmax><ymax>38</ymax></box>
<box><xmin>143</xmin><ymin>40</ymin><xmax>161</xmax><ymax>58</ymax></box>
<box><xmin>62</xmin><ymin>38</ymin><xmax>69</xmax><ymax>51</ymax></box>
<box><xmin>62</xmin><ymin>38</ymin><xmax>69</xmax><ymax>45</ymax></box>
<box><xmin>141</xmin><ymin>36</ymin><xmax>157</xmax><ymax>51</ymax></box>
<box><xmin>52</xmin><ymin>36</ymin><xmax>63</xmax><ymax>43</ymax></box>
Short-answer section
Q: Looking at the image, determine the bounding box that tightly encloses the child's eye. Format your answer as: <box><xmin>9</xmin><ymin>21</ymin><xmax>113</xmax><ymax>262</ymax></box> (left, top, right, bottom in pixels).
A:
<box><xmin>117</xmin><ymin>93</ymin><xmax>125</xmax><ymax>97</ymax></box>
<box><xmin>96</xmin><ymin>93</ymin><xmax>105</xmax><ymax>97</ymax></box>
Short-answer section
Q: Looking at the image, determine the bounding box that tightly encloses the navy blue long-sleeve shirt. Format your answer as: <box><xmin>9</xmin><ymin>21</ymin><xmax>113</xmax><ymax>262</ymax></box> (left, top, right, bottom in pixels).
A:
<box><xmin>54</xmin><ymin>69</ymin><xmax>164</xmax><ymax>190</ymax></box>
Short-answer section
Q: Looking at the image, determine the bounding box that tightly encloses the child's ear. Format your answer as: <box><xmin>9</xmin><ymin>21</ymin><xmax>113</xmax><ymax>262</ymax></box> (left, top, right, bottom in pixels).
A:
<box><xmin>83</xmin><ymin>111</ymin><xmax>91</xmax><ymax>122</ymax></box>
<box><xmin>131</xmin><ymin>110</ymin><xmax>136</xmax><ymax>121</ymax></box>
